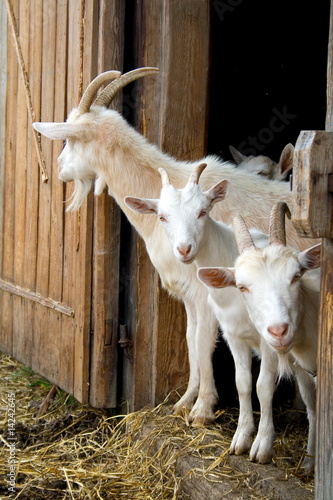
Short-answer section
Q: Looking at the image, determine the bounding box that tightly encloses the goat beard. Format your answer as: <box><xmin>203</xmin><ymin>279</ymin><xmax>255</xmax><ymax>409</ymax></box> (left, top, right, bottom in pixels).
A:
<box><xmin>277</xmin><ymin>352</ymin><xmax>294</xmax><ymax>381</ymax></box>
<box><xmin>66</xmin><ymin>178</ymin><xmax>94</xmax><ymax>211</ymax></box>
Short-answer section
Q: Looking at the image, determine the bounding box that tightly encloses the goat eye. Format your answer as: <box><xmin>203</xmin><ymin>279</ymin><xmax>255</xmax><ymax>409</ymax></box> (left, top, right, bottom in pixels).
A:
<box><xmin>159</xmin><ymin>215</ymin><xmax>167</xmax><ymax>223</ymax></box>
<box><xmin>198</xmin><ymin>210</ymin><xmax>207</xmax><ymax>218</ymax></box>
<box><xmin>237</xmin><ymin>285</ymin><xmax>249</xmax><ymax>293</ymax></box>
<box><xmin>291</xmin><ymin>272</ymin><xmax>302</xmax><ymax>284</ymax></box>
<box><xmin>258</xmin><ymin>172</ymin><xmax>269</xmax><ymax>177</ymax></box>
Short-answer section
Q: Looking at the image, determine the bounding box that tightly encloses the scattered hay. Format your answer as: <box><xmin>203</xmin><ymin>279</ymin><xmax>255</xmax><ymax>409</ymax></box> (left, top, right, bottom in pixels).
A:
<box><xmin>0</xmin><ymin>352</ymin><xmax>314</xmax><ymax>499</ymax></box>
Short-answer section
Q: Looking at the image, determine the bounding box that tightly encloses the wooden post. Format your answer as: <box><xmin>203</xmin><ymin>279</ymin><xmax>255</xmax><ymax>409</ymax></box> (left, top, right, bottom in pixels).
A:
<box><xmin>292</xmin><ymin>131</ymin><xmax>333</xmax><ymax>499</ymax></box>
<box><xmin>293</xmin><ymin>5</ymin><xmax>333</xmax><ymax>494</ymax></box>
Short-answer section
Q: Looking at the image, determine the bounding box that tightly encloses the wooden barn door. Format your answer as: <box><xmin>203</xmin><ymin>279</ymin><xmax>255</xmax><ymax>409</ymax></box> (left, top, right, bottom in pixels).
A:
<box><xmin>120</xmin><ymin>0</ymin><xmax>210</xmax><ymax>410</ymax></box>
<box><xmin>0</xmin><ymin>0</ymin><xmax>124</xmax><ymax>407</ymax></box>
<box><xmin>0</xmin><ymin>0</ymin><xmax>210</xmax><ymax>410</ymax></box>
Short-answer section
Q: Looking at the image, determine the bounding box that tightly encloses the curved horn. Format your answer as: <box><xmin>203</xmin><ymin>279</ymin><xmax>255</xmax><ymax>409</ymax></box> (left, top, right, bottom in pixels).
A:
<box><xmin>77</xmin><ymin>70</ymin><xmax>121</xmax><ymax>114</ymax></box>
<box><xmin>269</xmin><ymin>201</ymin><xmax>291</xmax><ymax>246</ymax></box>
<box><xmin>232</xmin><ymin>215</ymin><xmax>256</xmax><ymax>254</ymax></box>
<box><xmin>158</xmin><ymin>168</ymin><xmax>171</xmax><ymax>187</ymax></box>
<box><xmin>188</xmin><ymin>163</ymin><xmax>207</xmax><ymax>184</ymax></box>
<box><xmin>94</xmin><ymin>67</ymin><xmax>159</xmax><ymax>108</ymax></box>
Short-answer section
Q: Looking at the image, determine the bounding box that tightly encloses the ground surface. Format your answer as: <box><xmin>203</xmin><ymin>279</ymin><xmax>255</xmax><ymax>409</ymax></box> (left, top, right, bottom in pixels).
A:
<box><xmin>0</xmin><ymin>352</ymin><xmax>314</xmax><ymax>499</ymax></box>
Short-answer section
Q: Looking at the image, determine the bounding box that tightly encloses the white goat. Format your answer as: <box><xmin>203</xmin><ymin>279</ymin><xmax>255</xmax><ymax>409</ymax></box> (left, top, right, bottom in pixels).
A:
<box><xmin>125</xmin><ymin>165</ymin><xmax>283</xmax><ymax>465</ymax></box>
<box><xmin>229</xmin><ymin>144</ymin><xmax>294</xmax><ymax>180</ymax></box>
<box><xmin>33</xmin><ymin>67</ymin><xmax>318</xmax><ymax>425</ymax></box>
<box><xmin>198</xmin><ymin>202</ymin><xmax>321</xmax><ymax>469</ymax></box>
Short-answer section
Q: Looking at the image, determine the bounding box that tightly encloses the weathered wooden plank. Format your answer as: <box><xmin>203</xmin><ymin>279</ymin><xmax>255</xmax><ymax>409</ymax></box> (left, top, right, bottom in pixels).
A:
<box><xmin>0</xmin><ymin>279</ymin><xmax>74</xmax><ymax>317</ymax></box>
<box><xmin>158</xmin><ymin>0</ymin><xmax>210</xmax><ymax>160</ymax></box>
<box><xmin>22</xmin><ymin>0</ymin><xmax>43</xmax><ymax>369</ymax></box>
<box><xmin>49</xmin><ymin>0</ymin><xmax>74</xmax><ymax>400</ymax></box>
<box><xmin>1</xmin><ymin>0</ymin><xmax>19</xmax><ymax>354</ymax></box>
<box><xmin>292</xmin><ymin>130</ymin><xmax>333</xmax><ymax>239</ymax></box>
<box><xmin>315</xmin><ymin>239</ymin><xmax>333</xmax><ymax>499</ymax></box>
<box><xmin>292</xmin><ymin>132</ymin><xmax>333</xmax><ymax>500</ymax></box>
<box><xmin>0</xmin><ymin>1</ymin><xmax>7</xmax><ymax>355</ymax></box>
<box><xmin>123</xmin><ymin>0</ymin><xmax>210</xmax><ymax>410</ymax></box>
<box><xmin>315</xmin><ymin>3</ymin><xmax>333</xmax><ymax>496</ymax></box>
<box><xmin>12</xmin><ymin>0</ymin><xmax>30</xmax><ymax>364</ymax></box>
<box><xmin>64</xmin><ymin>0</ymin><xmax>89</xmax><ymax>403</ymax></box>
<box><xmin>48</xmin><ymin>0</ymin><xmax>67</xmax><ymax>310</ymax></box>
<box><xmin>326</xmin><ymin>0</ymin><xmax>333</xmax><ymax>131</ymax></box>
<box><xmin>31</xmin><ymin>0</ymin><xmax>60</xmax><ymax>384</ymax></box>
<box><xmin>152</xmin><ymin>0</ymin><xmax>210</xmax><ymax>404</ymax></box>
<box><xmin>88</xmin><ymin>0</ymin><xmax>124</xmax><ymax>408</ymax></box>
<box><xmin>0</xmin><ymin>1</ymin><xmax>7</xmax><ymax>271</ymax></box>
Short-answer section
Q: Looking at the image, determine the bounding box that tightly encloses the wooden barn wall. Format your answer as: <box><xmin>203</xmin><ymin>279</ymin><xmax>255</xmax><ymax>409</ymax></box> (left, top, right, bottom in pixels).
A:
<box><xmin>0</xmin><ymin>0</ymin><xmax>210</xmax><ymax>411</ymax></box>
<box><xmin>0</xmin><ymin>0</ymin><xmax>125</xmax><ymax>407</ymax></box>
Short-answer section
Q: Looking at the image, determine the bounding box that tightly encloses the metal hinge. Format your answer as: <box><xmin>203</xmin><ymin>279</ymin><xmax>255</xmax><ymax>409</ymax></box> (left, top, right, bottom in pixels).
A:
<box><xmin>119</xmin><ymin>324</ymin><xmax>134</xmax><ymax>364</ymax></box>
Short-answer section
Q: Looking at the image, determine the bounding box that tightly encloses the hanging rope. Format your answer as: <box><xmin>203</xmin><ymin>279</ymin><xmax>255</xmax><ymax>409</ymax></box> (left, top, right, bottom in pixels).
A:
<box><xmin>5</xmin><ymin>0</ymin><xmax>48</xmax><ymax>183</ymax></box>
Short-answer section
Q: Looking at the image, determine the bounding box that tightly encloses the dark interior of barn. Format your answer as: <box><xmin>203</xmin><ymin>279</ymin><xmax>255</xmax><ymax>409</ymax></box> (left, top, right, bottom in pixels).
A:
<box><xmin>208</xmin><ymin>0</ymin><xmax>330</xmax><ymax>409</ymax></box>
<box><xmin>208</xmin><ymin>0</ymin><xmax>330</xmax><ymax>163</ymax></box>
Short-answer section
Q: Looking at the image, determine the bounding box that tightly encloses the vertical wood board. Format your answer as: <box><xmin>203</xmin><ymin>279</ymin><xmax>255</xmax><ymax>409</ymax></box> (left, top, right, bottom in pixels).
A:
<box><xmin>315</xmin><ymin>1</ymin><xmax>333</xmax><ymax>496</ymax></box>
<box><xmin>88</xmin><ymin>0</ymin><xmax>125</xmax><ymax>408</ymax></box>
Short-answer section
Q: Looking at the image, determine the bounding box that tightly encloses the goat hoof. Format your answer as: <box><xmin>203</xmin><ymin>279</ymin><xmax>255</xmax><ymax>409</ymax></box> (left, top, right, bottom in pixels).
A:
<box><xmin>301</xmin><ymin>456</ymin><xmax>314</xmax><ymax>472</ymax></box>
<box><xmin>191</xmin><ymin>417</ymin><xmax>208</xmax><ymax>427</ymax></box>
<box><xmin>173</xmin><ymin>405</ymin><xmax>190</xmax><ymax>418</ymax></box>
<box><xmin>250</xmin><ymin>452</ymin><xmax>273</xmax><ymax>465</ymax></box>
<box><xmin>230</xmin><ymin>431</ymin><xmax>252</xmax><ymax>456</ymax></box>
<box><xmin>190</xmin><ymin>413</ymin><xmax>215</xmax><ymax>427</ymax></box>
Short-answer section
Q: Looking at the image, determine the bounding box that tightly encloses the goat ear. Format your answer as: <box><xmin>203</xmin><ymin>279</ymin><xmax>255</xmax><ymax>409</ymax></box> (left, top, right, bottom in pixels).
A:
<box><xmin>33</xmin><ymin>122</ymin><xmax>83</xmax><ymax>140</ymax></box>
<box><xmin>124</xmin><ymin>196</ymin><xmax>158</xmax><ymax>215</ymax></box>
<box><xmin>229</xmin><ymin>146</ymin><xmax>247</xmax><ymax>165</ymax></box>
<box><xmin>197</xmin><ymin>267</ymin><xmax>236</xmax><ymax>288</ymax></box>
<box><xmin>277</xmin><ymin>143</ymin><xmax>294</xmax><ymax>178</ymax></box>
<box><xmin>205</xmin><ymin>179</ymin><xmax>229</xmax><ymax>208</ymax></box>
<box><xmin>298</xmin><ymin>243</ymin><xmax>321</xmax><ymax>271</ymax></box>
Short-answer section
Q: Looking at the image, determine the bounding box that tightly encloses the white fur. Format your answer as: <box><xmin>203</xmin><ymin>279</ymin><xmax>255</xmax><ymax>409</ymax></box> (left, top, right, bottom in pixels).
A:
<box><xmin>33</xmin><ymin>85</ymin><xmax>317</xmax><ymax>425</ymax></box>
<box><xmin>125</xmin><ymin>174</ymin><xmax>286</xmax><ymax>464</ymax></box>
<box><xmin>229</xmin><ymin>143</ymin><xmax>294</xmax><ymax>180</ymax></box>
<box><xmin>199</xmin><ymin>237</ymin><xmax>320</xmax><ymax>469</ymax></box>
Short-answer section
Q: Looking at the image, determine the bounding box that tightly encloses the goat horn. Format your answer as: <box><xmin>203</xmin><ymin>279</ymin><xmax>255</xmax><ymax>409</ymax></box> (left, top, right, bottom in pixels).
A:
<box><xmin>233</xmin><ymin>215</ymin><xmax>256</xmax><ymax>254</ymax></box>
<box><xmin>269</xmin><ymin>201</ymin><xmax>291</xmax><ymax>246</ymax></box>
<box><xmin>158</xmin><ymin>168</ymin><xmax>171</xmax><ymax>186</ymax></box>
<box><xmin>188</xmin><ymin>163</ymin><xmax>207</xmax><ymax>184</ymax></box>
<box><xmin>94</xmin><ymin>67</ymin><xmax>159</xmax><ymax>108</ymax></box>
<box><xmin>78</xmin><ymin>70</ymin><xmax>122</xmax><ymax>114</ymax></box>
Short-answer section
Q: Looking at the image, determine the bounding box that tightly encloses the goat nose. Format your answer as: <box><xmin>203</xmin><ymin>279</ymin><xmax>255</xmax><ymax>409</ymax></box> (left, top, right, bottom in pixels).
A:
<box><xmin>177</xmin><ymin>244</ymin><xmax>192</xmax><ymax>257</ymax></box>
<box><xmin>268</xmin><ymin>323</ymin><xmax>289</xmax><ymax>338</ymax></box>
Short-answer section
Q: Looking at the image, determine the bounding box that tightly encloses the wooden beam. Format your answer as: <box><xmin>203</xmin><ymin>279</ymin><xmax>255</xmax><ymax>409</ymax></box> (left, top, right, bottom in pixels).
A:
<box><xmin>314</xmin><ymin>2</ymin><xmax>333</xmax><ymax>497</ymax></box>
<box><xmin>292</xmin><ymin>130</ymin><xmax>333</xmax><ymax>239</ymax></box>
<box><xmin>292</xmin><ymin>131</ymin><xmax>333</xmax><ymax>499</ymax></box>
<box><xmin>0</xmin><ymin>279</ymin><xmax>74</xmax><ymax>317</ymax></box>
<box><xmin>315</xmin><ymin>239</ymin><xmax>333</xmax><ymax>499</ymax></box>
